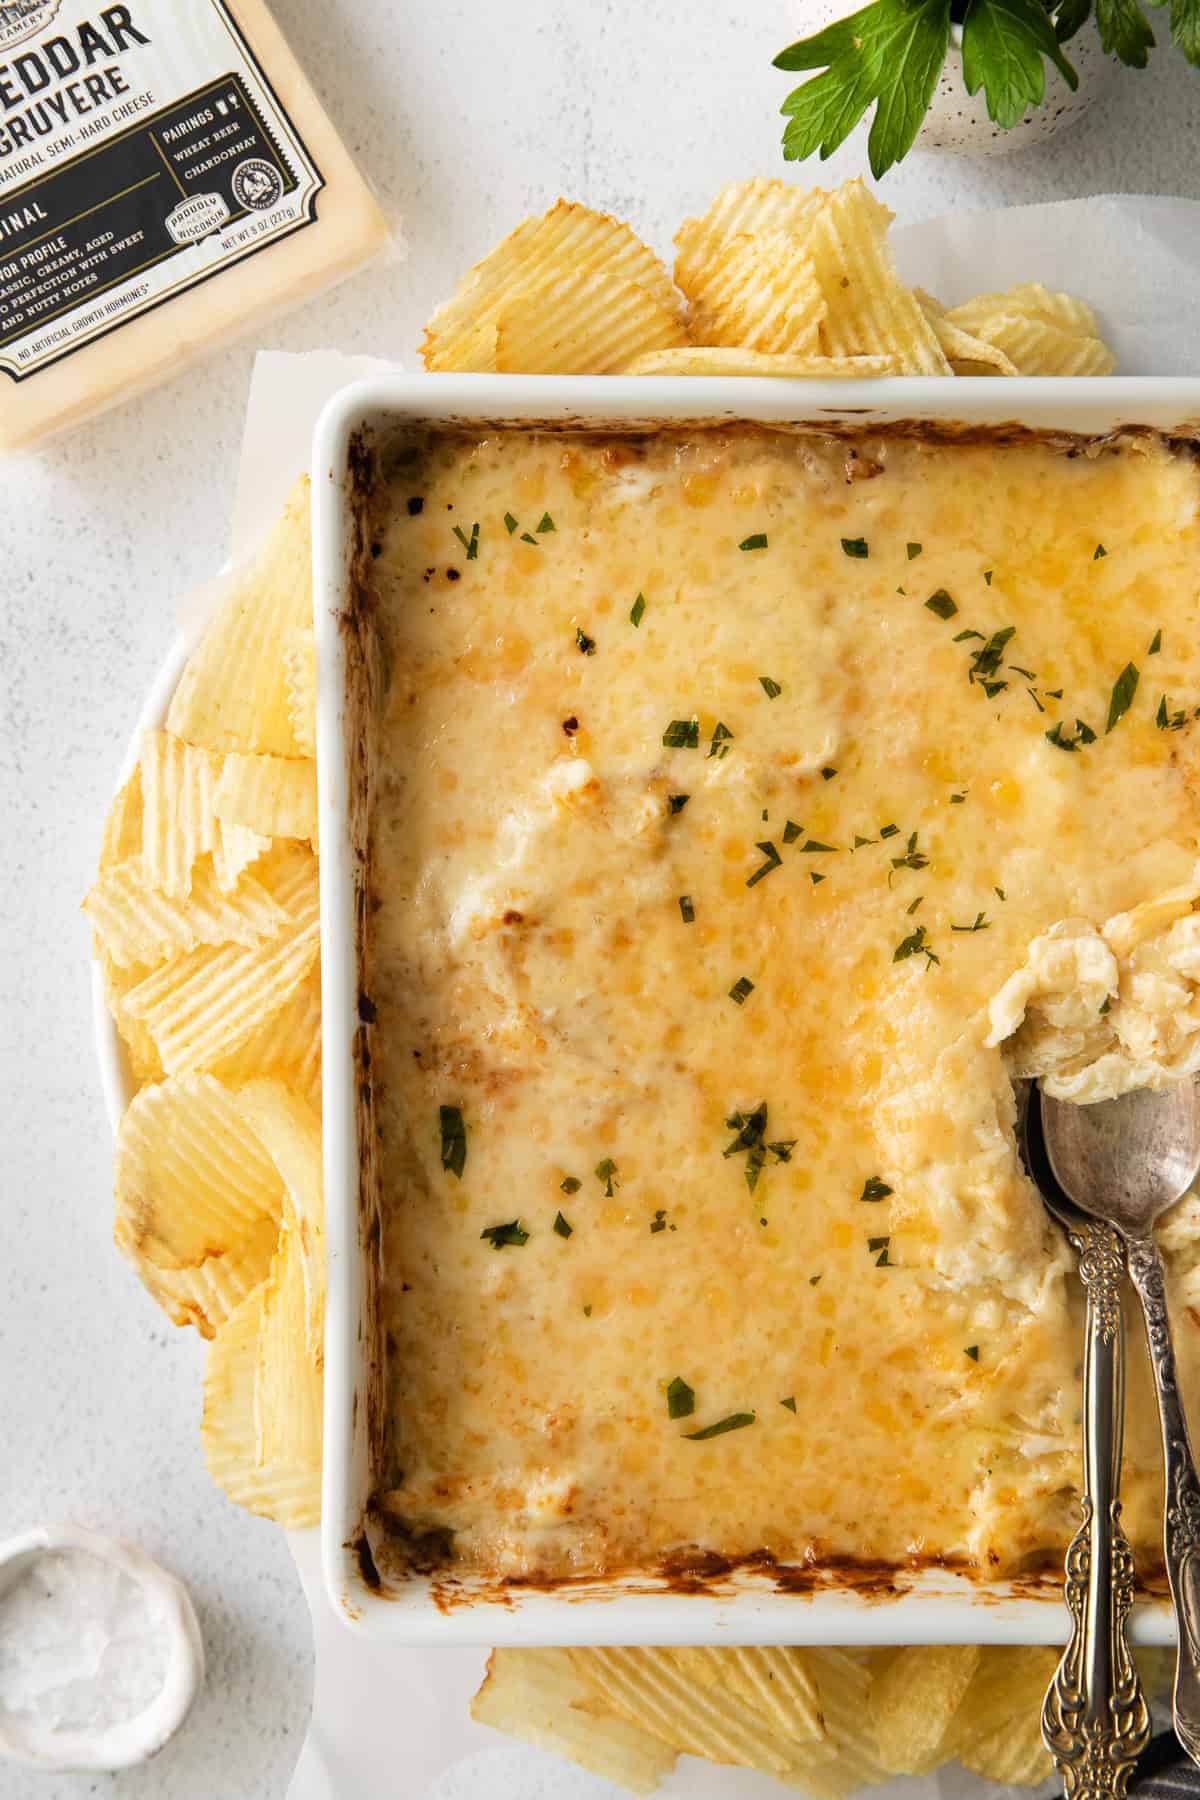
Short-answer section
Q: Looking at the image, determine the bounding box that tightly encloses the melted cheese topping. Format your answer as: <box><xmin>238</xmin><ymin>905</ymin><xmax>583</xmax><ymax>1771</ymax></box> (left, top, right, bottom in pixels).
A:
<box><xmin>367</xmin><ymin>426</ymin><xmax>1200</xmax><ymax>1581</ymax></box>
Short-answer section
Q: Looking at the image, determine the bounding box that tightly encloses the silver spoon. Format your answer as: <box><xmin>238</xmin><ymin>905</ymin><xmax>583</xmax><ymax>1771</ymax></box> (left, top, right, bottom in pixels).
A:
<box><xmin>1019</xmin><ymin>1082</ymin><xmax>1150</xmax><ymax>1795</ymax></box>
<box><xmin>1039</xmin><ymin>1076</ymin><xmax>1200</xmax><ymax>1765</ymax></box>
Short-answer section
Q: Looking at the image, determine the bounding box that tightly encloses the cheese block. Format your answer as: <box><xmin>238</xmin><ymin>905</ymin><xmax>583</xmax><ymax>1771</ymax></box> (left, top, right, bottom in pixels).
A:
<box><xmin>0</xmin><ymin>0</ymin><xmax>388</xmax><ymax>451</ymax></box>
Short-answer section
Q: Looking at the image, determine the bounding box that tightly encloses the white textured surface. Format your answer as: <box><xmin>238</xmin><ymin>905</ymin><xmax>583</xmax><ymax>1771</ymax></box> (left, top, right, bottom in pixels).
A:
<box><xmin>1</xmin><ymin>2</ymin><xmax>1199</xmax><ymax>1796</ymax></box>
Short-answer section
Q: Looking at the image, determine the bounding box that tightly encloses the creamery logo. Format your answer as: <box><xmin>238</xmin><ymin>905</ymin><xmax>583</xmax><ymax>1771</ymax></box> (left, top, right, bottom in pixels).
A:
<box><xmin>0</xmin><ymin>1</ymin><xmax>62</xmax><ymax>53</ymax></box>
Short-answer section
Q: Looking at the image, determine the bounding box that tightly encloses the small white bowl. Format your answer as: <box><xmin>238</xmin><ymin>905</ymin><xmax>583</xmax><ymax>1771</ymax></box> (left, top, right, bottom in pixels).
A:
<box><xmin>0</xmin><ymin>1524</ymin><xmax>204</xmax><ymax>1773</ymax></box>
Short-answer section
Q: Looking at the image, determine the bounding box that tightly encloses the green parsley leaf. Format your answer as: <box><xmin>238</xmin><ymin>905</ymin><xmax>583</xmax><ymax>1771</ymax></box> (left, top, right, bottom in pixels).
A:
<box><xmin>783</xmin><ymin>820</ymin><xmax>803</xmax><ymax>844</ymax></box>
<box><xmin>1156</xmin><ymin>695</ymin><xmax>1188</xmax><ymax>731</ymax></box>
<box><xmin>740</xmin><ymin>532</ymin><xmax>769</xmax><ymax>551</ymax></box>
<box><xmin>1106</xmin><ymin>662</ymin><xmax>1139</xmax><ymax>733</ymax></box>
<box><xmin>853</xmin><ymin>833</ymin><xmax>876</xmax><ymax>848</ymax></box>
<box><xmin>961</xmin><ymin>0</ymin><xmax>1078</xmax><ymax>129</ymax></box>
<box><xmin>984</xmin><ymin>569</ymin><xmax>994</xmax><ymax>586</ymax></box>
<box><xmin>893</xmin><ymin>923</ymin><xmax>940</xmax><ymax>968</ymax></box>
<box><xmin>1045</xmin><ymin>718</ymin><xmax>1098</xmax><ymax>751</ymax></box>
<box><xmin>965</xmin><ymin>1344</ymin><xmax>980</xmax><ymax>1361</ymax></box>
<box><xmin>1094</xmin><ymin>541</ymin><xmax>1108</xmax><ymax>558</ymax></box>
<box><xmin>879</xmin><ymin>823</ymin><xmax>900</xmax><ymax>839</ymax></box>
<box><xmin>954</xmin><ymin>628</ymin><xmax>986</xmax><ymax>643</ymax></box>
<box><xmin>679</xmin><ymin>894</ymin><xmax>696</xmax><ymax>923</ymax></box>
<box><xmin>667</xmin><ymin>1377</ymin><xmax>695</xmax><ymax>1419</ymax></box>
<box><xmin>925</xmin><ymin>588</ymin><xmax>958</xmax><ymax>619</ymax></box>
<box><xmin>868</xmin><ymin>1233</ymin><xmax>892</xmax><ymax>1265</ymax></box>
<box><xmin>684</xmin><ymin>1412</ymin><xmax>756</xmax><ymax>1440</ymax></box>
<box><xmin>452</xmin><ymin>522</ymin><xmax>480</xmax><ymax>560</ymax></box>
<box><xmin>781</xmin><ymin>1395</ymin><xmax>798</xmax><ymax>1412</ymax></box>
<box><xmin>906</xmin><ymin>542</ymin><xmax>922</xmax><ymax>560</ymax></box>
<box><xmin>575</xmin><ymin>627</ymin><xmax>596</xmax><ymax>655</ymax></box>
<box><xmin>968</xmin><ymin>626</ymin><xmax>1016</xmax><ymax>688</ymax></box>
<box><xmin>583</xmin><ymin>1304</ymin><xmax>593</xmax><ymax>1317</ymax></box>
<box><xmin>890</xmin><ymin>830</ymin><xmax>928</xmax><ymax>874</ymax></box>
<box><xmin>503</xmin><ymin>511</ymin><xmax>518</xmax><ymax>535</ymax></box>
<box><xmin>481</xmin><ymin>1219</ymin><xmax>529</xmax><ymax>1249</ymax></box>
<box><xmin>595</xmin><ymin>1158</ymin><xmax>620</xmax><ymax>1196</ymax></box>
<box><xmin>951</xmin><ymin>912</ymin><xmax>991</xmax><ymax>933</ymax></box>
<box><xmin>809</xmin><ymin>1273</ymin><xmax>822</xmax><ymax>1286</ymax></box>
<box><xmin>668</xmin><ymin>795</ymin><xmax>691</xmax><ymax>817</ymax></box>
<box><xmin>1100</xmin><ymin>994</ymin><xmax>1112</xmax><ymax>1015</ymax></box>
<box><xmin>801</xmin><ymin>838</ymin><xmax>837</xmax><ymax>853</ymax></box>
<box><xmin>759</xmin><ymin>676</ymin><xmax>783</xmax><ymax>699</ymax></box>
<box><xmin>630</xmin><ymin>592</ymin><xmax>646</xmax><ymax>628</ymax></box>
<box><xmin>554</xmin><ymin>1211</ymin><xmax>574</xmax><ymax>1238</ymax></box>
<box><xmin>520</xmin><ymin>531</ymin><xmax>539</xmax><ymax>545</ymax></box>
<box><xmin>906</xmin><ymin>895</ymin><xmax>923</xmax><ymax>915</ymax></box>
<box><xmin>821</xmin><ymin>766</ymin><xmax>837</xmax><ymax>781</ymax></box>
<box><xmin>729</xmin><ymin>976</ymin><xmax>756</xmax><ymax>1005</ymax></box>
<box><xmin>950</xmin><ymin>790</ymin><xmax>967</xmax><ymax>803</ymax></box>
<box><xmin>537</xmin><ymin>512</ymin><xmax>555</xmax><ymax>533</ymax></box>
<box><xmin>439</xmin><ymin>1104</ymin><xmax>467</xmax><ymax>1179</ymax></box>
<box><xmin>1149</xmin><ymin>629</ymin><xmax>1162</xmax><ymax>655</ymax></box>
<box><xmin>860</xmin><ymin>1176</ymin><xmax>893</xmax><ymax>1202</ymax></box>
<box><xmin>708</xmin><ymin>721</ymin><xmax>735</xmax><ymax>760</ymax></box>
<box><xmin>811</xmin><ymin>871</ymin><xmax>826</xmax><ymax>885</ymax></box>
<box><xmin>841</xmin><ymin>536</ymin><xmax>869</xmax><ymax>558</ymax></box>
<box><xmin>747</xmin><ymin>841</ymin><xmax>783</xmax><ymax>887</ymax></box>
<box><xmin>662</xmin><ymin>718</ymin><xmax>700</xmax><ymax>749</ymax></box>
<box><xmin>650</xmin><ymin>1207</ymin><xmax>674</xmax><ymax>1234</ymax></box>
<box><xmin>995</xmin><ymin>886</ymin><xmax>1006</xmax><ymax>901</ymax></box>
<box><xmin>560</xmin><ymin>1176</ymin><xmax>582</xmax><ymax>1194</ymax></box>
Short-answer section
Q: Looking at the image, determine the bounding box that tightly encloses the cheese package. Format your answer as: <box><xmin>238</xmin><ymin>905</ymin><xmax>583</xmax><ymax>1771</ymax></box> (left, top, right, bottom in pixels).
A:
<box><xmin>0</xmin><ymin>0</ymin><xmax>389</xmax><ymax>451</ymax></box>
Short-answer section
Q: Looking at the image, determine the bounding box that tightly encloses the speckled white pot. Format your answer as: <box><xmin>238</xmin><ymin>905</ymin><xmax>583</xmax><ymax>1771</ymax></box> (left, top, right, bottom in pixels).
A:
<box><xmin>792</xmin><ymin>3</ymin><xmax>1117</xmax><ymax>156</ymax></box>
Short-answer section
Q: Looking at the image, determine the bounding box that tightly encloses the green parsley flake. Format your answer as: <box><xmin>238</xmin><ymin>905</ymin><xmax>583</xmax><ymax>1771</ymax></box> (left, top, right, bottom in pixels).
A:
<box><xmin>983</xmin><ymin>570</ymin><xmax>994</xmax><ymax>586</ymax></box>
<box><xmin>842</xmin><ymin>536</ymin><xmax>869</xmax><ymax>559</ymax></box>
<box><xmin>781</xmin><ymin>1395</ymin><xmax>797</xmax><ymax>1412</ymax></box>
<box><xmin>950</xmin><ymin>791</ymin><xmax>967</xmax><ymax>803</ymax></box>
<box><xmin>1149</xmin><ymin>629</ymin><xmax>1163</xmax><ymax>655</ymax></box>
<box><xmin>906</xmin><ymin>895</ymin><xmax>923</xmax><ymax>915</ymax></box>
<box><xmin>575</xmin><ymin>627</ymin><xmax>596</xmax><ymax>655</ymax></box>
<box><xmin>747</xmin><ymin>841</ymin><xmax>782</xmax><ymax>888</ymax></box>
<box><xmin>759</xmin><ymin>676</ymin><xmax>783</xmax><ymax>699</ymax></box>
<box><xmin>809</xmin><ymin>1274</ymin><xmax>822</xmax><ymax>1286</ymax></box>
<box><xmin>723</xmin><ymin>1103</ymin><xmax>794</xmax><ymax>1193</ymax></box>
<box><xmin>650</xmin><ymin>1207</ymin><xmax>673</xmax><ymax>1234</ymax></box>
<box><xmin>1106</xmin><ymin>662</ymin><xmax>1139</xmax><ymax>734</ymax></box>
<box><xmin>860</xmin><ymin>1176</ymin><xmax>893</xmax><ymax>1202</ymax></box>
<box><xmin>583</xmin><ymin>1304</ymin><xmax>593</xmax><ymax>1317</ymax></box>
<box><xmin>906</xmin><ymin>542</ymin><xmax>922</xmax><ymax>560</ymax></box>
<box><xmin>1100</xmin><ymin>995</ymin><xmax>1112</xmax><ymax>1015</ymax></box>
<box><xmin>890</xmin><ymin>831</ymin><xmax>928</xmax><ymax>874</ymax></box>
<box><xmin>868</xmin><ymin>1234</ymin><xmax>892</xmax><ymax>1266</ymax></box>
<box><xmin>925</xmin><ymin>589</ymin><xmax>958</xmax><ymax>620</ymax></box>
<box><xmin>668</xmin><ymin>793</ymin><xmax>690</xmax><ymax>814</ymax></box>
<box><xmin>894</xmin><ymin>924</ymin><xmax>939</xmax><ymax>969</ymax></box>
<box><xmin>801</xmin><ymin>838</ymin><xmax>837</xmax><ymax>853</ymax></box>
<box><xmin>667</xmin><ymin>1377</ymin><xmax>695</xmax><ymax>1419</ymax></box>
<box><xmin>821</xmin><ymin>766</ymin><xmax>837</xmax><ymax>781</ymax></box>
<box><xmin>481</xmin><ymin>1219</ymin><xmax>529</xmax><ymax>1249</ymax></box>
<box><xmin>595</xmin><ymin>1158</ymin><xmax>619</xmax><ymax>1196</ymax></box>
<box><xmin>439</xmin><ymin>1105</ymin><xmax>467</xmax><ymax>1179</ymax></box>
<box><xmin>708</xmin><ymin>721</ymin><xmax>734</xmax><ymax>760</ymax></box>
<box><xmin>503</xmin><ymin>512</ymin><xmax>518</xmax><ymax>535</ymax></box>
<box><xmin>553</xmin><ymin>1211</ymin><xmax>573</xmax><ymax>1239</ymax></box>
<box><xmin>951</xmin><ymin>912</ymin><xmax>991</xmax><ymax>933</ymax></box>
<box><xmin>729</xmin><ymin>976</ymin><xmax>755</xmax><ymax>1005</ymax></box>
<box><xmin>560</xmin><ymin>1176</ymin><xmax>582</xmax><ymax>1194</ymax></box>
<box><xmin>740</xmin><ymin>532</ymin><xmax>768</xmax><ymax>551</ymax></box>
<box><xmin>519</xmin><ymin>531</ymin><xmax>539</xmax><ymax>545</ymax></box>
<box><xmin>879</xmin><ymin>823</ymin><xmax>900</xmax><ymax>839</ymax></box>
<box><xmin>685</xmin><ymin>1412</ymin><xmax>756</xmax><ymax>1441</ymax></box>
<box><xmin>452</xmin><ymin>522</ymin><xmax>480</xmax><ymax>561</ymax></box>
<box><xmin>1157</xmin><ymin>696</ymin><xmax>1188</xmax><ymax>732</ymax></box>
<box><xmin>994</xmin><ymin>887</ymin><xmax>1006</xmax><ymax>901</ymax></box>
<box><xmin>1094</xmin><ymin>543</ymin><xmax>1107</xmax><ymax>559</ymax></box>
<box><xmin>679</xmin><ymin>894</ymin><xmax>696</xmax><ymax>923</ymax></box>
<box><xmin>783</xmin><ymin>820</ymin><xmax>803</xmax><ymax>844</ymax></box>
<box><xmin>630</xmin><ymin>592</ymin><xmax>646</xmax><ymax>628</ymax></box>
<box><xmin>965</xmin><ymin>1345</ymin><xmax>980</xmax><ymax>1361</ymax></box>
<box><xmin>537</xmin><ymin>512</ymin><xmax>555</xmax><ymax>533</ymax></box>
<box><xmin>662</xmin><ymin>718</ymin><xmax>699</xmax><ymax>749</ymax></box>
<box><xmin>810</xmin><ymin>871</ymin><xmax>825</xmax><ymax>885</ymax></box>
<box><xmin>1045</xmin><ymin>718</ymin><xmax>1097</xmax><ymax>752</ymax></box>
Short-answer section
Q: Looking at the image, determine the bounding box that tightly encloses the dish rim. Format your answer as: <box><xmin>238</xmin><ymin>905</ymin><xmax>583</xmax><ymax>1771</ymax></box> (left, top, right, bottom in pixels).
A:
<box><xmin>309</xmin><ymin>372</ymin><xmax>1200</xmax><ymax>1645</ymax></box>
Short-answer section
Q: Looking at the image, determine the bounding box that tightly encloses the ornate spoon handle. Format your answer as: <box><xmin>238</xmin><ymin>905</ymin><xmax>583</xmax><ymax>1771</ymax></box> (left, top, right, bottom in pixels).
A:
<box><xmin>1126</xmin><ymin>1233</ymin><xmax>1200</xmax><ymax>1764</ymax></box>
<box><xmin>1043</xmin><ymin>1219</ymin><xmax>1150</xmax><ymax>1796</ymax></box>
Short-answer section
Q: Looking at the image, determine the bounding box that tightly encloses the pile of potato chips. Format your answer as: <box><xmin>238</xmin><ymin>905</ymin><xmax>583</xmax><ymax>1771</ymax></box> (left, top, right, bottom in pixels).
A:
<box><xmin>88</xmin><ymin>478</ymin><xmax>323</xmax><ymax>1528</ymax></box>
<box><xmin>423</xmin><ymin>177</ymin><xmax>1115</xmax><ymax>378</ymax></box>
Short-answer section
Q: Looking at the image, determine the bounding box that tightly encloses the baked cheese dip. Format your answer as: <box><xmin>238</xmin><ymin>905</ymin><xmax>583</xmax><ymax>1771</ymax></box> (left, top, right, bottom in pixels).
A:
<box><xmin>365</xmin><ymin>424</ymin><xmax>1200</xmax><ymax>1582</ymax></box>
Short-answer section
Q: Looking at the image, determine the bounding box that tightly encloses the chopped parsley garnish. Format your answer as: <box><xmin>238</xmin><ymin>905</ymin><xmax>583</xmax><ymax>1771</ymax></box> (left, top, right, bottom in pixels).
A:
<box><xmin>439</xmin><ymin>1104</ymin><xmax>467</xmax><ymax>1179</ymax></box>
<box><xmin>759</xmin><ymin>676</ymin><xmax>783</xmax><ymax>699</ymax></box>
<box><xmin>954</xmin><ymin>628</ymin><xmax>985</xmax><ymax>644</ymax></box>
<box><xmin>708</xmin><ymin>721</ymin><xmax>734</xmax><ymax>759</ymax></box>
<box><xmin>650</xmin><ymin>1207</ymin><xmax>675</xmax><ymax>1234</ymax></box>
<box><xmin>452</xmin><ymin>522</ymin><xmax>480</xmax><ymax>560</ymax></box>
<box><xmin>860</xmin><ymin>1176</ymin><xmax>893</xmax><ymax>1203</ymax></box>
<box><xmin>1094</xmin><ymin>543</ymin><xmax>1107</xmax><ymax>559</ymax></box>
<box><xmin>595</xmin><ymin>1158</ymin><xmax>620</xmax><ymax>1196</ymax></box>
<box><xmin>740</xmin><ymin>532</ymin><xmax>768</xmax><ymax>551</ymax></box>
<box><xmin>1009</xmin><ymin>665</ymin><xmax>1037</xmax><ymax>681</ymax></box>
<box><xmin>994</xmin><ymin>886</ymin><xmax>1006</xmax><ymax>901</ymax></box>
<box><xmin>1044</xmin><ymin>688</ymin><xmax>1063</xmax><ymax>699</ymax></box>
<box><xmin>630</xmin><ymin>592</ymin><xmax>646</xmax><ymax>628</ymax></box>
<box><xmin>906</xmin><ymin>895</ymin><xmax>923</xmax><ymax>914</ymax></box>
<box><xmin>952</xmin><ymin>912</ymin><xmax>991</xmax><ymax>933</ymax></box>
<box><xmin>821</xmin><ymin>766</ymin><xmax>837</xmax><ymax>781</ymax></box>
<box><xmin>667</xmin><ymin>1377</ymin><xmax>695</xmax><ymax>1419</ymax></box>
<box><xmin>481</xmin><ymin>1219</ymin><xmax>529</xmax><ymax>1249</ymax></box>
<box><xmin>925</xmin><ymin>589</ymin><xmax>957</xmax><ymax>620</ymax></box>
<box><xmin>679</xmin><ymin>894</ymin><xmax>696</xmax><ymax>923</ymax></box>
<box><xmin>852</xmin><ymin>834</ymin><xmax>875</xmax><ymax>849</ymax></box>
<box><xmin>503</xmin><ymin>511</ymin><xmax>518</xmax><ymax>534</ymax></box>
<box><xmin>583</xmin><ymin>1304</ymin><xmax>592</xmax><ymax>1317</ymax></box>
<box><xmin>1157</xmin><ymin>696</ymin><xmax>1188</xmax><ymax>731</ymax></box>
<box><xmin>1099</xmin><ymin>995</ymin><xmax>1112</xmax><ymax>1015</ymax></box>
<box><xmin>723</xmin><ymin>1104</ymin><xmax>794</xmax><ymax>1192</ymax></box>
<box><xmin>1045</xmin><ymin>718</ymin><xmax>1097</xmax><ymax>752</ymax></box>
<box><xmin>781</xmin><ymin>1395</ymin><xmax>797</xmax><ymax>1412</ymax></box>
<box><xmin>950</xmin><ymin>790</ymin><xmax>967</xmax><ymax>803</ymax></box>
<box><xmin>983</xmin><ymin>570</ymin><xmax>994</xmax><ymax>586</ymax></box>
<box><xmin>1106</xmin><ymin>662</ymin><xmax>1139</xmax><ymax>733</ymax></box>
<box><xmin>1149</xmin><ymin>629</ymin><xmax>1163</xmax><ymax>655</ymax></box>
<box><xmin>554</xmin><ymin>1211</ymin><xmax>574</xmax><ymax>1238</ymax></box>
<box><xmin>968</xmin><ymin>626</ymin><xmax>1016</xmax><ymax>691</ymax></box>
<box><xmin>662</xmin><ymin>718</ymin><xmax>700</xmax><ymax>749</ymax></box>
<box><xmin>879</xmin><ymin>823</ymin><xmax>900</xmax><ymax>839</ymax></box>
<box><xmin>562</xmin><ymin>716</ymin><xmax>579</xmax><ymax>736</ymax></box>
<box><xmin>575</xmin><ymin>627</ymin><xmax>596</xmax><ymax>655</ymax></box>
<box><xmin>965</xmin><ymin>1344</ymin><xmax>980</xmax><ymax>1361</ymax></box>
<box><xmin>868</xmin><ymin>1234</ymin><xmax>892</xmax><ymax>1266</ymax></box>
<box><xmin>729</xmin><ymin>976</ymin><xmax>755</xmax><ymax>1005</ymax></box>
<box><xmin>783</xmin><ymin>820</ymin><xmax>803</xmax><ymax>844</ymax></box>
<box><xmin>809</xmin><ymin>1273</ymin><xmax>822</xmax><ymax>1286</ymax></box>
<box><xmin>537</xmin><ymin>512</ymin><xmax>555</xmax><ymax>533</ymax></box>
<box><xmin>1026</xmin><ymin>688</ymin><xmax>1046</xmax><ymax>714</ymax></box>
<box><xmin>685</xmin><ymin>1412</ymin><xmax>756</xmax><ymax>1440</ymax></box>
<box><xmin>668</xmin><ymin>793</ymin><xmax>690</xmax><ymax>814</ymax></box>
<box><xmin>407</xmin><ymin>496</ymin><xmax>424</xmax><ymax>516</ymax></box>
<box><xmin>747</xmin><ymin>841</ymin><xmax>783</xmax><ymax>887</ymax></box>
<box><xmin>519</xmin><ymin>531</ymin><xmax>539</xmax><ymax>545</ymax></box>
<box><xmin>890</xmin><ymin>831</ymin><xmax>927</xmax><ymax>875</ymax></box>
<box><xmin>810</xmin><ymin>871</ymin><xmax>825</xmax><ymax>885</ymax></box>
<box><xmin>560</xmin><ymin>1176</ymin><xmax>582</xmax><ymax>1194</ymax></box>
<box><xmin>893</xmin><ymin>923</ymin><xmax>939</xmax><ymax>969</ymax></box>
<box><xmin>841</xmin><ymin>536</ymin><xmax>869</xmax><ymax>558</ymax></box>
<box><xmin>801</xmin><ymin>838</ymin><xmax>837</xmax><ymax>854</ymax></box>
<box><xmin>906</xmin><ymin>542</ymin><xmax>922</xmax><ymax>560</ymax></box>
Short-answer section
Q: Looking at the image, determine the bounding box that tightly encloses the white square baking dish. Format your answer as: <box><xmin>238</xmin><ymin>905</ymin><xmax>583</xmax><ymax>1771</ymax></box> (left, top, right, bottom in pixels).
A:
<box><xmin>313</xmin><ymin>372</ymin><xmax>1200</xmax><ymax>1646</ymax></box>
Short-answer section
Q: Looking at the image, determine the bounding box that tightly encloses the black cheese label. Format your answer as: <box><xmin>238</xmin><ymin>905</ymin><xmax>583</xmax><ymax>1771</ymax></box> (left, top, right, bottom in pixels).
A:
<box><xmin>0</xmin><ymin>3</ymin><xmax>324</xmax><ymax>383</ymax></box>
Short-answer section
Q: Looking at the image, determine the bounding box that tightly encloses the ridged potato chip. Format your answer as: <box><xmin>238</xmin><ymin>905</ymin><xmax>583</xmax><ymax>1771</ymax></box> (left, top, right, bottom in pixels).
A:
<box><xmin>213</xmin><ymin>751</ymin><xmax>318</xmax><ymax>843</ymax></box>
<box><xmin>285</xmin><ymin>628</ymin><xmax>317</xmax><ymax>759</ymax></box>
<box><xmin>870</xmin><ymin>1644</ymin><xmax>980</xmax><ymax>1774</ymax></box>
<box><xmin>960</xmin><ymin>1712</ymin><xmax>1054</xmax><ymax>1786</ymax></box>
<box><xmin>85</xmin><ymin>856</ymin><xmax>288</xmax><ymax>970</ymax></box>
<box><xmin>99</xmin><ymin>953</ymin><xmax>165</xmax><ymax>1086</ymax></box>
<box><xmin>684</xmin><ymin>231</ymin><xmax>826</xmax><ymax>354</ymax></box>
<box><xmin>808</xmin><ymin>182</ymin><xmax>949</xmax><ymax>376</ymax></box>
<box><xmin>948</xmin><ymin>280</ymin><xmax>1098</xmax><ymax>338</ymax></box>
<box><xmin>422</xmin><ymin>200</ymin><xmax>679</xmax><ymax>372</ymax></box>
<box><xmin>211</xmin><ymin>966</ymin><xmax>321</xmax><ymax>1091</ymax></box>
<box><xmin>495</xmin><ymin>270</ymin><xmax>688</xmax><ymax>374</ymax></box>
<box><xmin>674</xmin><ymin>177</ymin><xmax>825</xmax><ymax>300</ymax></box>
<box><xmin>472</xmin><ymin>1649</ymin><xmax>677</xmax><ymax>1796</ymax></box>
<box><xmin>916</xmin><ymin>291</ymin><xmax>1017</xmax><ymax>377</ymax></box>
<box><xmin>213</xmin><ymin>819</ymin><xmax>271</xmax><ymax>892</ymax></box>
<box><xmin>201</xmin><ymin>1276</ymin><xmax>321</xmax><ymax>1528</ymax></box>
<box><xmin>667</xmin><ymin>1647</ymin><xmax>823</xmax><ymax>1746</ymax></box>
<box><xmin>254</xmin><ymin>1198</ymin><xmax>323</xmax><ymax>1472</ymax></box>
<box><xmin>167</xmin><ymin>477</ymin><xmax>313</xmax><ymax>757</ymax></box>
<box><xmin>952</xmin><ymin>312</ymin><xmax>1115</xmax><ymax>376</ymax></box>
<box><xmin>128</xmin><ymin>1216</ymin><xmax>279</xmax><ymax>1340</ymax></box>
<box><xmin>568</xmin><ymin>1647</ymin><xmax>802</xmax><ymax>1778</ymax></box>
<box><xmin>622</xmin><ymin>347</ymin><xmax>896</xmax><ymax>378</ymax></box>
<box><xmin>99</xmin><ymin>766</ymin><xmax>143</xmax><ymax>872</ymax></box>
<box><xmin>797</xmin><ymin>1648</ymin><xmax>890</xmax><ymax>1797</ymax></box>
<box><xmin>234</xmin><ymin>1078</ymin><xmax>323</xmax><ymax>1360</ymax></box>
<box><xmin>946</xmin><ymin>1645</ymin><xmax>1059</xmax><ymax>1754</ymax></box>
<box><xmin>139</xmin><ymin>730</ymin><xmax>221</xmax><ymax>899</ymax></box>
